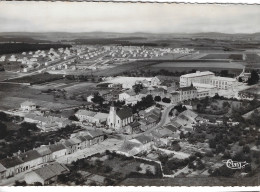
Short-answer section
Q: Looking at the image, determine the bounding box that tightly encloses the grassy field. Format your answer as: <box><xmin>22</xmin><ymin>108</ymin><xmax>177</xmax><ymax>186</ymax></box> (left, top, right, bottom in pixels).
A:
<box><xmin>200</xmin><ymin>54</ymin><xmax>243</xmax><ymax>60</ymax></box>
<box><xmin>0</xmin><ymin>83</ymin><xmax>86</xmax><ymax>110</ymax></box>
<box><xmin>5</xmin><ymin>73</ymin><xmax>64</xmax><ymax>84</ymax></box>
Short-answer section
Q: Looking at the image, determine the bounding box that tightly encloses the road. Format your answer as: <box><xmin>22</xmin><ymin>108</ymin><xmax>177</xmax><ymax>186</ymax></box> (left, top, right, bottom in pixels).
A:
<box><xmin>55</xmin><ymin>138</ymin><xmax>123</xmax><ymax>164</ymax></box>
<box><xmin>124</xmin><ymin>104</ymin><xmax>176</xmax><ymax>140</ymax></box>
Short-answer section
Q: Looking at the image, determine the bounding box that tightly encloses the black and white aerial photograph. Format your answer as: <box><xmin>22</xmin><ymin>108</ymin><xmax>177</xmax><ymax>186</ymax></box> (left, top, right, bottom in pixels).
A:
<box><xmin>0</xmin><ymin>1</ymin><xmax>260</xmax><ymax>189</ymax></box>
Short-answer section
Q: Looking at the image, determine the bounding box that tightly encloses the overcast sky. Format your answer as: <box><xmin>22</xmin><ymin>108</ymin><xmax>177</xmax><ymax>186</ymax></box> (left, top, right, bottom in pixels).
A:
<box><xmin>0</xmin><ymin>2</ymin><xmax>259</xmax><ymax>34</ymax></box>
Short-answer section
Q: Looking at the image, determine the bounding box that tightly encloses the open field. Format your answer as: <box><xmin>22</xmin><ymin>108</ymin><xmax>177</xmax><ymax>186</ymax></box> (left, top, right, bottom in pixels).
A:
<box><xmin>200</xmin><ymin>53</ymin><xmax>243</xmax><ymax>60</ymax></box>
<box><xmin>0</xmin><ymin>83</ymin><xmax>86</xmax><ymax>110</ymax></box>
<box><xmin>149</xmin><ymin>61</ymin><xmax>245</xmax><ymax>74</ymax></box>
<box><xmin>5</xmin><ymin>73</ymin><xmax>64</xmax><ymax>84</ymax></box>
<box><xmin>0</xmin><ymin>71</ymin><xmax>23</xmax><ymax>81</ymax></box>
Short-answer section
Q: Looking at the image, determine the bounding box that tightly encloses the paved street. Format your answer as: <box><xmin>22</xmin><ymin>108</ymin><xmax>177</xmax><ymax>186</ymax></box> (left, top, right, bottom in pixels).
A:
<box><xmin>124</xmin><ymin>104</ymin><xmax>176</xmax><ymax>140</ymax></box>
<box><xmin>55</xmin><ymin>138</ymin><xmax>124</xmax><ymax>164</ymax></box>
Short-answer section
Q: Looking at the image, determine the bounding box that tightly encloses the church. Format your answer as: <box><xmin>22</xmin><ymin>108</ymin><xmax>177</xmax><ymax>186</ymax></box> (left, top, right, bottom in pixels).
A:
<box><xmin>107</xmin><ymin>105</ymin><xmax>134</xmax><ymax>130</ymax></box>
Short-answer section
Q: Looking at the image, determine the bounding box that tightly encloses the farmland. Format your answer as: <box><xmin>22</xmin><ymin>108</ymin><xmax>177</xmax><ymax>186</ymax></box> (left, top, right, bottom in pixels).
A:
<box><xmin>149</xmin><ymin>61</ymin><xmax>245</xmax><ymax>74</ymax></box>
<box><xmin>0</xmin><ymin>83</ymin><xmax>86</xmax><ymax>111</ymax></box>
<box><xmin>5</xmin><ymin>73</ymin><xmax>64</xmax><ymax>84</ymax></box>
<box><xmin>200</xmin><ymin>54</ymin><xmax>243</xmax><ymax>60</ymax></box>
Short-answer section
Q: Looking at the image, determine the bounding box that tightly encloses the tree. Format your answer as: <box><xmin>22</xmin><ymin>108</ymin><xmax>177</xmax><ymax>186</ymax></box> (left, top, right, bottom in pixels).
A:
<box><xmin>0</xmin><ymin>121</ymin><xmax>7</xmax><ymax>139</ymax></box>
<box><xmin>243</xmin><ymin>145</ymin><xmax>251</xmax><ymax>154</ymax></box>
<box><xmin>162</xmin><ymin>97</ymin><xmax>171</xmax><ymax>103</ymax></box>
<box><xmin>154</xmin><ymin>96</ymin><xmax>161</xmax><ymax>102</ymax></box>
<box><xmin>91</xmin><ymin>93</ymin><xmax>104</xmax><ymax>105</ymax></box>
<box><xmin>133</xmin><ymin>83</ymin><xmax>143</xmax><ymax>94</ymax></box>
<box><xmin>68</xmin><ymin>115</ymin><xmax>79</xmax><ymax>121</ymax></box>
<box><xmin>247</xmin><ymin>70</ymin><xmax>259</xmax><ymax>85</ymax></box>
<box><xmin>104</xmin><ymin>165</ymin><xmax>112</xmax><ymax>173</ymax></box>
<box><xmin>0</xmin><ymin>112</ymin><xmax>9</xmax><ymax>122</ymax></box>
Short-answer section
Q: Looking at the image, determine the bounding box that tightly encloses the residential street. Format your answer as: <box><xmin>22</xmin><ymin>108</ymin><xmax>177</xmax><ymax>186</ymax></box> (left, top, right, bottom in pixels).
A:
<box><xmin>55</xmin><ymin>138</ymin><xmax>124</xmax><ymax>164</ymax></box>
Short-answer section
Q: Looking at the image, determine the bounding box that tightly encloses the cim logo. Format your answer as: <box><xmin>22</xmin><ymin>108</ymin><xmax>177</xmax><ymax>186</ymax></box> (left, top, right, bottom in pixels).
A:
<box><xmin>222</xmin><ymin>159</ymin><xmax>249</xmax><ymax>169</ymax></box>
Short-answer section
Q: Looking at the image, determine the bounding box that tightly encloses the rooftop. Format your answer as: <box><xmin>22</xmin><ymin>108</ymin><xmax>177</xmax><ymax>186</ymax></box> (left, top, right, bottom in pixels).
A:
<box><xmin>19</xmin><ymin>150</ymin><xmax>42</xmax><ymax>162</ymax></box>
<box><xmin>212</xmin><ymin>76</ymin><xmax>236</xmax><ymax>82</ymax></box>
<box><xmin>49</xmin><ymin>143</ymin><xmax>66</xmax><ymax>152</ymax></box>
<box><xmin>35</xmin><ymin>146</ymin><xmax>52</xmax><ymax>156</ymax></box>
<box><xmin>132</xmin><ymin>135</ymin><xmax>153</xmax><ymax>144</ymax></box>
<box><xmin>0</xmin><ymin>156</ymin><xmax>23</xmax><ymax>169</ymax></box>
<box><xmin>181</xmin><ymin>71</ymin><xmax>214</xmax><ymax>78</ymax></box>
<box><xmin>116</xmin><ymin>107</ymin><xmax>133</xmax><ymax>120</ymax></box>
<box><xmin>178</xmin><ymin>85</ymin><xmax>197</xmax><ymax>92</ymax></box>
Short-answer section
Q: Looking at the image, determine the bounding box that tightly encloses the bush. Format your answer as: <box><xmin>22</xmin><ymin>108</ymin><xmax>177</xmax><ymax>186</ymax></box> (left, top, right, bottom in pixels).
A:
<box><xmin>162</xmin><ymin>97</ymin><xmax>171</xmax><ymax>103</ymax></box>
<box><xmin>0</xmin><ymin>121</ymin><xmax>7</xmax><ymax>139</ymax></box>
<box><xmin>154</xmin><ymin>96</ymin><xmax>161</xmax><ymax>102</ymax></box>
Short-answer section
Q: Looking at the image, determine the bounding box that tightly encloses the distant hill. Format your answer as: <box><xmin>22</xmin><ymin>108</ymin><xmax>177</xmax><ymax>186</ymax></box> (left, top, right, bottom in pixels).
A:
<box><xmin>1</xmin><ymin>31</ymin><xmax>260</xmax><ymax>42</ymax></box>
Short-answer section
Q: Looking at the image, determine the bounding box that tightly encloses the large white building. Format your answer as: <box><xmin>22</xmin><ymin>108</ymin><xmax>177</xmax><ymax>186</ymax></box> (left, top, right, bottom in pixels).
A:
<box><xmin>210</xmin><ymin>76</ymin><xmax>237</xmax><ymax>90</ymax></box>
<box><xmin>180</xmin><ymin>71</ymin><xmax>237</xmax><ymax>90</ymax></box>
<box><xmin>180</xmin><ymin>71</ymin><xmax>214</xmax><ymax>87</ymax></box>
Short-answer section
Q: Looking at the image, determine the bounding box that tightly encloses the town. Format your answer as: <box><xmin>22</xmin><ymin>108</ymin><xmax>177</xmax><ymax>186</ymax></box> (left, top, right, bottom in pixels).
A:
<box><xmin>0</xmin><ymin>40</ymin><xmax>260</xmax><ymax>186</ymax></box>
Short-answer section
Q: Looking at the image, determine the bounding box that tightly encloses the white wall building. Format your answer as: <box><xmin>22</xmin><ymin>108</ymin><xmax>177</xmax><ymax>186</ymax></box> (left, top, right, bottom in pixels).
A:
<box><xmin>180</xmin><ymin>71</ymin><xmax>237</xmax><ymax>90</ymax></box>
<box><xmin>180</xmin><ymin>71</ymin><xmax>215</xmax><ymax>87</ymax></box>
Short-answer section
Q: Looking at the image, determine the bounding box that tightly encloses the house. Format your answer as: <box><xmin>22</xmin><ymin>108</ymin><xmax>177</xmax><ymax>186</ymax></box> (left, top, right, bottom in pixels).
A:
<box><xmin>21</xmin><ymin>101</ymin><xmax>36</xmax><ymax>111</ymax></box>
<box><xmin>61</xmin><ymin>140</ymin><xmax>77</xmax><ymax>155</ymax></box>
<box><xmin>107</xmin><ymin>105</ymin><xmax>133</xmax><ymax>130</ymax></box>
<box><xmin>87</xmin><ymin>130</ymin><xmax>105</xmax><ymax>145</ymax></box>
<box><xmin>35</xmin><ymin>146</ymin><xmax>53</xmax><ymax>164</ymax></box>
<box><xmin>0</xmin><ymin>163</ymin><xmax>6</xmax><ymax>180</ymax></box>
<box><xmin>170</xmin><ymin>92</ymin><xmax>181</xmax><ymax>103</ymax></box>
<box><xmin>75</xmin><ymin>110</ymin><xmax>96</xmax><ymax>122</ymax></box>
<box><xmin>24</xmin><ymin>163</ymin><xmax>69</xmax><ymax>185</ymax></box>
<box><xmin>0</xmin><ymin>156</ymin><xmax>24</xmax><ymax>178</ymax></box>
<box><xmin>70</xmin><ymin>137</ymin><xmax>82</xmax><ymax>151</ymax></box>
<box><xmin>124</xmin><ymin>121</ymin><xmax>141</xmax><ymax>134</ymax></box>
<box><xmin>151</xmin><ymin>76</ymin><xmax>177</xmax><ymax>87</ymax></box>
<box><xmin>77</xmin><ymin>135</ymin><xmax>92</xmax><ymax>149</ymax></box>
<box><xmin>173</xmin><ymin>109</ymin><xmax>198</xmax><ymax>131</ymax></box>
<box><xmin>24</xmin><ymin>113</ymin><xmax>71</xmax><ymax>132</ymax></box>
<box><xmin>75</xmin><ymin>110</ymin><xmax>108</xmax><ymax>125</ymax></box>
<box><xmin>49</xmin><ymin>143</ymin><xmax>67</xmax><ymax>159</ymax></box>
<box><xmin>130</xmin><ymin>135</ymin><xmax>154</xmax><ymax>152</ymax></box>
<box><xmin>178</xmin><ymin>84</ymin><xmax>198</xmax><ymax>101</ymax></box>
<box><xmin>118</xmin><ymin>90</ymin><xmax>136</xmax><ymax>101</ymax></box>
<box><xmin>18</xmin><ymin>150</ymin><xmax>43</xmax><ymax>171</ymax></box>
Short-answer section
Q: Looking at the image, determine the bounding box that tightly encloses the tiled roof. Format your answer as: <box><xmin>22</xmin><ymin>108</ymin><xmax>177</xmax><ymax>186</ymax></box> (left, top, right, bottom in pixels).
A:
<box><xmin>19</xmin><ymin>150</ymin><xmax>41</xmax><ymax>162</ymax></box>
<box><xmin>62</xmin><ymin>140</ymin><xmax>75</xmax><ymax>148</ymax></box>
<box><xmin>35</xmin><ymin>146</ymin><xmax>52</xmax><ymax>156</ymax></box>
<box><xmin>34</xmin><ymin>166</ymin><xmax>56</xmax><ymax>180</ymax></box>
<box><xmin>0</xmin><ymin>163</ymin><xmax>6</xmax><ymax>173</ymax></box>
<box><xmin>129</xmin><ymin>121</ymin><xmax>141</xmax><ymax>128</ymax></box>
<box><xmin>164</xmin><ymin>124</ymin><xmax>177</xmax><ymax>132</ymax></box>
<box><xmin>0</xmin><ymin>156</ymin><xmax>23</xmax><ymax>169</ymax></box>
<box><xmin>132</xmin><ymin>135</ymin><xmax>153</xmax><ymax>144</ymax></box>
<box><xmin>87</xmin><ymin>130</ymin><xmax>104</xmax><ymax>138</ymax></box>
<box><xmin>178</xmin><ymin>85</ymin><xmax>197</xmax><ymax>91</ymax></box>
<box><xmin>116</xmin><ymin>107</ymin><xmax>132</xmax><ymax>120</ymax></box>
<box><xmin>48</xmin><ymin>162</ymin><xmax>68</xmax><ymax>175</ymax></box>
<box><xmin>49</xmin><ymin>143</ymin><xmax>66</xmax><ymax>152</ymax></box>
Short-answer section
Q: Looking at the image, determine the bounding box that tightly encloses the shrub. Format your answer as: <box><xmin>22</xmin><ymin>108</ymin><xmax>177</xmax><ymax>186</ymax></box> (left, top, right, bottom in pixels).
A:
<box><xmin>162</xmin><ymin>97</ymin><xmax>171</xmax><ymax>103</ymax></box>
<box><xmin>154</xmin><ymin>96</ymin><xmax>161</xmax><ymax>102</ymax></box>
